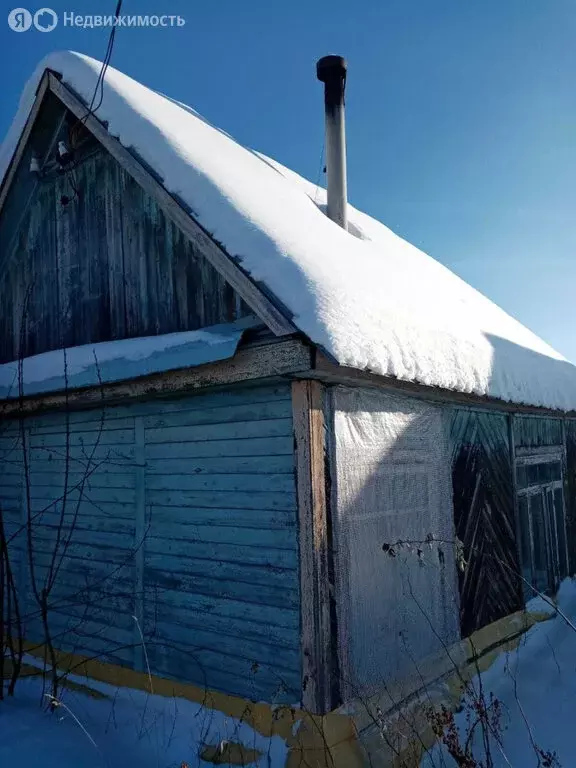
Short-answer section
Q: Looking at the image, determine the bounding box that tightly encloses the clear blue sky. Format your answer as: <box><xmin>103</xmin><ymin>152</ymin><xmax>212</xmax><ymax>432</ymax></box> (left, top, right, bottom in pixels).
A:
<box><xmin>1</xmin><ymin>0</ymin><xmax>575</xmax><ymax>361</ymax></box>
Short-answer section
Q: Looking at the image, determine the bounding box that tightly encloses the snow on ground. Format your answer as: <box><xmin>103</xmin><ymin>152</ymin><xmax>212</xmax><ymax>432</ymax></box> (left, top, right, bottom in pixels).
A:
<box><xmin>422</xmin><ymin>578</ymin><xmax>576</xmax><ymax>767</ymax></box>
<box><xmin>2</xmin><ymin>51</ymin><xmax>576</xmax><ymax>410</ymax></box>
<box><xmin>0</xmin><ymin>663</ymin><xmax>289</xmax><ymax>768</ymax></box>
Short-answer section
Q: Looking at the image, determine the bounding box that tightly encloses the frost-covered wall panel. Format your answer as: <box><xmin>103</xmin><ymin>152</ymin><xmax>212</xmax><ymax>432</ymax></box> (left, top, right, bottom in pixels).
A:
<box><xmin>329</xmin><ymin>386</ymin><xmax>459</xmax><ymax>700</ymax></box>
<box><xmin>450</xmin><ymin>409</ymin><xmax>521</xmax><ymax>636</ymax></box>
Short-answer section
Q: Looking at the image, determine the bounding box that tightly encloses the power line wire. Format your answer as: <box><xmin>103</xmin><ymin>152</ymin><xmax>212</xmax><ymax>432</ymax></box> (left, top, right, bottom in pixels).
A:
<box><xmin>313</xmin><ymin>141</ymin><xmax>325</xmax><ymax>205</ymax></box>
<box><xmin>70</xmin><ymin>0</ymin><xmax>123</xmax><ymax>149</ymax></box>
<box><xmin>60</xmin><ymin>0</ymin><xmax>123</xmax><ymax>207</ymax></box>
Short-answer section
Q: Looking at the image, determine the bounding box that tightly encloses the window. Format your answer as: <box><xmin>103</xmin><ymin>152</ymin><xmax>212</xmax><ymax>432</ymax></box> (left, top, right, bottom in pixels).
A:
<box><xmin>516</xmin><ymin>452</ymin><xmax>568</xmax><ymax>597</ymax></box>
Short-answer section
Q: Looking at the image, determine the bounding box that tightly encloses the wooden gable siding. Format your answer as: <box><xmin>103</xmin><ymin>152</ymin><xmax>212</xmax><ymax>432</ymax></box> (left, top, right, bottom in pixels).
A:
<box><xmin>0</xmin><ymin>130</ymin><xmax>252</xmax><ymax>364</ymax></box>
<box><xmin>0</xmin><ymin>383</ymin><xmax>300</xmax><ymax>702</ymax></box>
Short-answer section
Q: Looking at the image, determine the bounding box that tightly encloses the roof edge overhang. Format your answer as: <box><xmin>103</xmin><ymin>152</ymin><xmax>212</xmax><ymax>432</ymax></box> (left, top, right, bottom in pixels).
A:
<box><xmin>302</xmin><ymin>351</ymin><xmax>576</xmax><ymax>419</ymax></box>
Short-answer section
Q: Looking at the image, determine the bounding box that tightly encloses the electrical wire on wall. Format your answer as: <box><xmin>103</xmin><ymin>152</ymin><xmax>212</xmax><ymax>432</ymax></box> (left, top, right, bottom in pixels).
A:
<box><xmin>70</xmin><ymin>0</ymin><xmax>123</xmax><ymax>149</ymax></box>
<box><xmin>7</xmin><ymin>0</ymin><xmax>126</xmax><ymax>359</ymax></box>
<box><xmin>59</xmin><ymin>0</ymin><xmax>124</xmax><ymax>206</ymax></box>
<box><xmin>313</xmin><ymin>141</ymin><xmax>325</xmax><ymax>206</ymax></box>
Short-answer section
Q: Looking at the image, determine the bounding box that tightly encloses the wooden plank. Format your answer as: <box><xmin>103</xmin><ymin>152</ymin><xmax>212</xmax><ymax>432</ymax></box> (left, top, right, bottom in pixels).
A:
<box><xmin>47</xmin><ymin>73</ymin><xmax>295</xmax><ymax>338</ymax></box>
<box><xmin>450</xmin><ymin>408</ymin><xmax>522</xmax><ymax>636</ymax></box>
<box><xmin>24</xmin><ymin>526</ymin><xmax>134</xmax><ymax>553</ymax></box>
<box><xmin>516</xmin><ymin>445</ymin><xmax>565</xmax><ymax>459</ymax></box>
<box><xmin>292</xmin><ymin>380</ymin><xmax>332</xmax><ymax>714</ymax></box>
<box><xmin>26</xmin><ymin>471</ymin><xmax>136</xmax><ymax>489</ymax></box>
<box><xmin>144</xmin><ymin>568</ymin><xmax>298</xmax><ymax>610</ymax></box>
<box><xmin>17</xmin><ymin>542</ymin><xmax>138</xmax><ymax>568</ymax></box>
<box><xmin>144</xmin><ymin>435</ymin><xmax>293</xmax><ymax>460</ymax></box>
<box><xmin>0</xmin><ymin>339</ymin><xmax>312</xmax><ymax>417</ymax></box>
<box><xmin>145</xmin><ymin>488</ymin><xmax>296</xmax><ymax>511</ymax></box>
<box><xmin>30</xmin><ymin>415</ymin><xmax>136</xmax><ymax>434</ymax></box>
<box><xmin>143</xmin><ymin>398</ymin><xmax>292</xmax><ymax>429</ymax></box>
<box><xmin>31</xmin><ymin>460</ymin><xmax>138</xmax><ymax>476</ymax></box>
<box><xmin>133</xmin><ymin>416</ymin><xmax>145</xmax><ymax>671</ymax></box>
<box><xmin>46</xmin><ymin>603</ymin><xmax>136</xmax><ymax>633</ymax></box>
<box><xmin>147</xmin><ymin>645</ymin><xmax>299</xmax><ymax>703</ymax></box>
<box><xmin>1</xmin><ymin>486</ymin><xmax>22</xmax><ymax>500</ymax></box>
<box><xmin>28</xmin><ymin>499</ymin><xmax>136</xmax><ymax>520</ymax></box>
<box><xmin>27</xmin><ymin>486</ymin><xmax>136</xmax><ymax>505</ymax></box>
<box><xmin>28</xmin><ymin>429</ymin><xmax>135</xmax><ymax>448</ymax></box>
<box><xmin>148</xmin><ymin>613</ymin><xmax>298</xmax><ymax>653</ymax></box>
<box><xmin>144</xmin><ymin>472</ymin><xmax>294</xmax><ymax>494</ymax></box>
<box><xmin>145</xmin><ymin>418</ymin><xmax>293</xmax><ymax>444</ymax></box>
<box><xmin>0</xmin><ymin>72</ymin><xmax>50</xmax><ymax>217</ymax></box>
<box><xmin>147</xmin><ymin>620</ymin><xmax>300</xmax><ymax>672</ymax></box>
<box><xmin>104</xmin><ymin>153</ymin><xmax>127</xmax><ymax>338</ymax></box>
<box><xmin>24</xmin><ymin>618</ymin><xmax>135</xmax><ymax>666</ymax></box>
<box><xmin>144</xmin><ymin>455</ymin><xmax>293</xmax><ymax>475</ymax></box>
<box><xmin>147</xmin><ymin>504</ymin><xmax>295</xmax><ymax>530</ymax></box>
<box><xmin>145</xmin><ymin>537</ymin><xmax>298</xmax><ymax>568</ymax></box>
<box><xmin>147</xmin><ymin>587</ymin><xmax>299</xmax><ymax>630</ymax></box>
<box><xmin>27</xmin><ymin>510</ymin><xmax>134</xmax><ymax>535</ymax></box>
<box><xmin>31</xmin><ymin>561</ymin><xmax>134</xmax><ymax>592</ymax></box>
<box><xmin>19</xmin><ymin>456</ymin><xmax>28</xmax><ymax>618</ymax></box>
<box><xmin>508</xmin><ymin>415</ymin><xmax>527</xmax><ymax>608</ymax></box>
<box><xmin>144</xmin><ymin>552</ymin><xmax>295</xmax><ymax>588</ymax></box>
<box><xmin>27</xmin><ymin>383</ymin><xmax>291</xmax><ymax>424</ymax></box>
<box><xmin>147</xmin><ymin>523</ymin><xmax>296</xmax><ymax>549</ymax></box>
<box><xmin>27</xmin><ymin>445</ymin><xmax>136</xmax><ymax>463</ymax></box>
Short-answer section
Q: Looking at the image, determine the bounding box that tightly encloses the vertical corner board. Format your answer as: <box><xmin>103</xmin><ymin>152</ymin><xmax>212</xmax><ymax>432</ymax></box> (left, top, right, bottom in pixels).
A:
<box><xmin>292</xmin><ymin>379</ymin><xmax>333</xmax><ymax>714</ymax></box>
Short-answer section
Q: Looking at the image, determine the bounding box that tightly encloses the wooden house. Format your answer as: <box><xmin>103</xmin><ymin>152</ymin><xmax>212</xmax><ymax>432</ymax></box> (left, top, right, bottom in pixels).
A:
<box><xmin>1</xmin><ymin>52</ymin><xmax>575</xmax><ymax>759</ymax></box>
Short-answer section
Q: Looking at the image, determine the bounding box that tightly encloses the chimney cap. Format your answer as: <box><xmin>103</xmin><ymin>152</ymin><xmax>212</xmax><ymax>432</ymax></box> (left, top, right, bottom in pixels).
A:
<box><xmin>316</xmin><ymin>55</ymin><xmax>347</xmax><ymax>83</ymax></box>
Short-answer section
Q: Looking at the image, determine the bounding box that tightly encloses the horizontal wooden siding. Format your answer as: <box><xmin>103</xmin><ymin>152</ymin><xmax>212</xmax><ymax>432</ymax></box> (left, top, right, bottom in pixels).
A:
<box><xmin>0</xmin><ymin>383</ymin><xmax>300</xmax><ymax>701</ymax></box>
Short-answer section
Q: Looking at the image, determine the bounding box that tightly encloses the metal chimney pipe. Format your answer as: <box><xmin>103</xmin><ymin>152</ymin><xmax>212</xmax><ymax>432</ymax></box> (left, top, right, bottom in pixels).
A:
<box><xmin>316</xmin><ymin>55</ymin><xmax>348</xmax><ymax>231</ymax></box>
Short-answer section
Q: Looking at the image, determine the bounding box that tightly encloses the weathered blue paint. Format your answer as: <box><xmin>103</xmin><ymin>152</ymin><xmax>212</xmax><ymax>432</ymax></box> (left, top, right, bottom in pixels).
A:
<box><xmin>1</xmin><ymin>382</ymin><xmax>300</xmax><ymax>702</ymax></box>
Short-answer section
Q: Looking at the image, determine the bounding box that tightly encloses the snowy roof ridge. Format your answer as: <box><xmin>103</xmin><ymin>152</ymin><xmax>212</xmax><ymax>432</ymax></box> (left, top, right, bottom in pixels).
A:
<box><xmin>1</xmin><ymin>50</ymin><xmax>575</xmax><ymax>411</ymax></box>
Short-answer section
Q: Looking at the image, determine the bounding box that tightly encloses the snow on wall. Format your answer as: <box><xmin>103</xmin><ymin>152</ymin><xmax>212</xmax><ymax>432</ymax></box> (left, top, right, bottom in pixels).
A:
<box><xmin>2</xmin><ymin>51</ymin><xmax>576</xmax><ymax>410</ymax></box>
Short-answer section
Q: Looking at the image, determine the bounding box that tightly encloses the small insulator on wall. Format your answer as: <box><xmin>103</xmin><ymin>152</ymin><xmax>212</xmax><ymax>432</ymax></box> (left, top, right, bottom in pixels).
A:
<box><xmin>57</xmin><ymin>140</ymin><xmax>73</xmax><ymax>166</ymax></box>
<box><xmin>29</xmin><ymin>153</ymin><xmax>40</xmax><ymax>174</ymax></box>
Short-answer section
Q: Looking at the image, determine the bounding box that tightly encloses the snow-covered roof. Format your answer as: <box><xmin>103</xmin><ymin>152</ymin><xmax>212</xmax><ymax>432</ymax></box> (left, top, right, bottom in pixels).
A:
<box><xmin>1</xmin><ymin>51</ymin><xmax>575</xmax><ymax>411</ymax></box>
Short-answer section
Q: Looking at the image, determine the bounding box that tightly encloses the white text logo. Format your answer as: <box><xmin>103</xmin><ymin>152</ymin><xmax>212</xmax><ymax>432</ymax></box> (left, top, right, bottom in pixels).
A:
<box><xmin>7</xmin><ymin>8</ymin><xmax>185</xmax><ymax>30</ymax></box>
<box><xmin>34</xmin><ymin>7</ymin><xmax>57</xmax><ymax>31</ymax></box>
<box><xmin>8</xmin><ymin>8</ymin><xmax>32</xmax><ymax>31</ymax></box>
<box><xmin>8</xmin><ymin>6</ymin><xmax>58</xmax><ymax>31</ymax></box>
